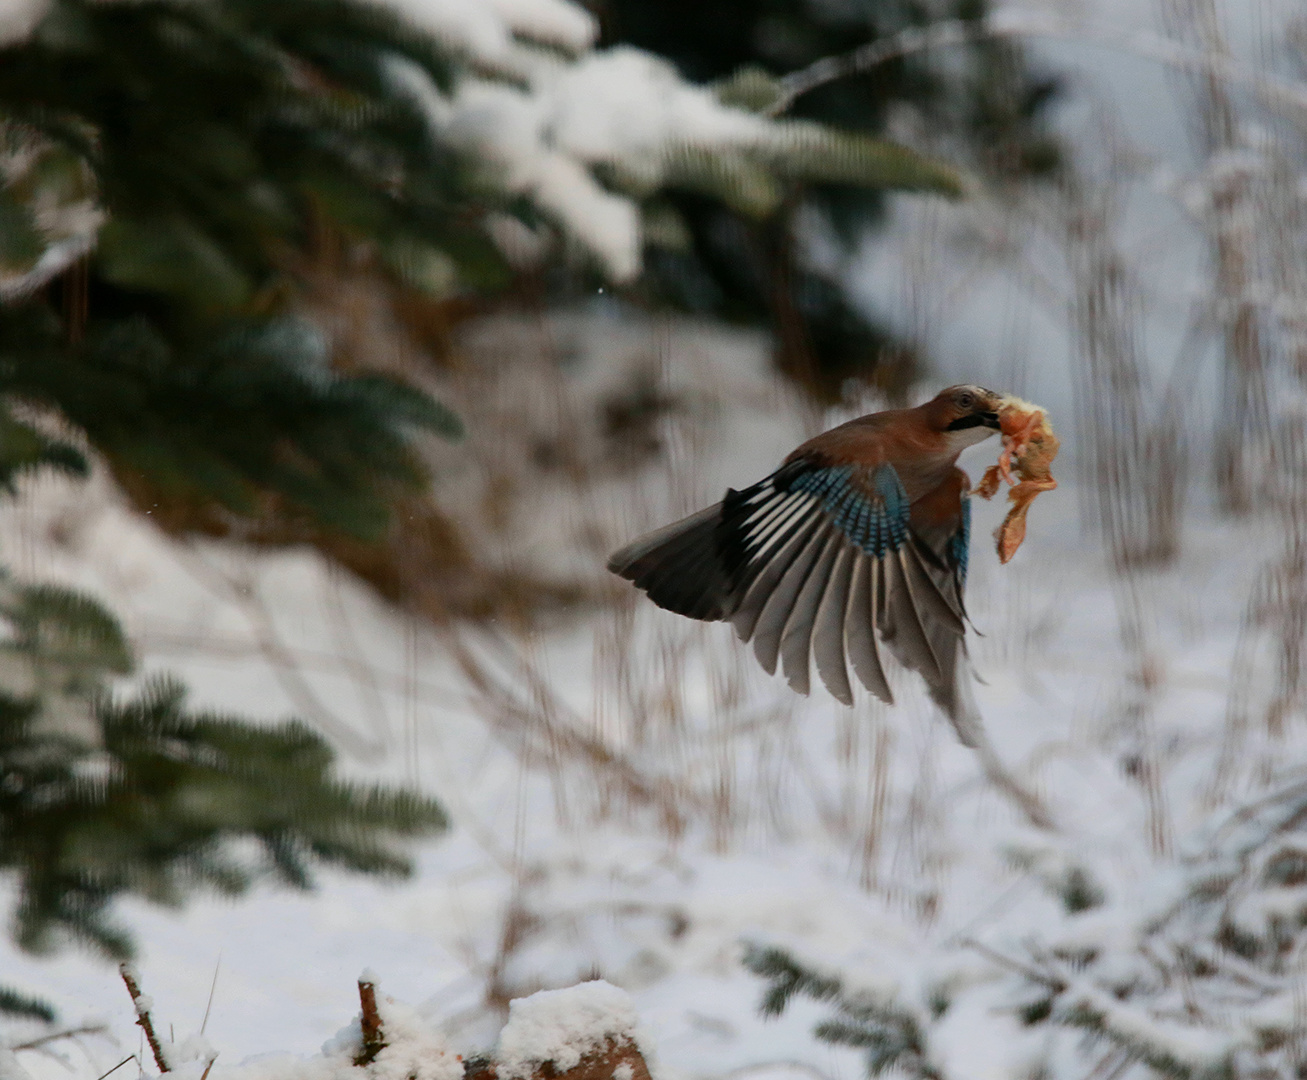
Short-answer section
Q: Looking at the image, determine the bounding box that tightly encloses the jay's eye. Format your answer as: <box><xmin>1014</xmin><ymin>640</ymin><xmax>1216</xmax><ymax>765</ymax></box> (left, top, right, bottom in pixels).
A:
<box><xmin>957</xmin><ymin>392</ymin><xmax>975</xmax><ymax>409</ymax></box>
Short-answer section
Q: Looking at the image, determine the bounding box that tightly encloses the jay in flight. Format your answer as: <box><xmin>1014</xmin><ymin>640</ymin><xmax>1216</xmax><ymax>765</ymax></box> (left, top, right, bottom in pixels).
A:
<box><xmin>608</xmin><ymin>385</ymin><xmax>1006</xmax><ymax>747</ymax></box>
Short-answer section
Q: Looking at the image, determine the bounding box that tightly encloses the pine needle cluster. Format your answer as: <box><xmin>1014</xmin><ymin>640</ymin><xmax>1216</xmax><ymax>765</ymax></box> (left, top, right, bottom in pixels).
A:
<box><xmin>743</xmin><ymin>944</ymin><xmax>946</xmax><ymax>1080</ymax></box>
<box><xmin>605</xmin><ymin>0</ymin><xmax>1062</xmax><ymax>400</ymax></box>
<box><xmin>0</xmin><ymin>575</ymin><xmax>446</xmax><ymax>1016</ymax></box>
<box><xmin>0</xmin><ymin>0</ymin><xmax>1048</xmax><ymax>1039</ymax></box>
<box><xmin>0</xmin><ymin>0</ymin><xmax>484</xmax><ymax>543</ymax></box>
<box><xmin>0</xmin><ymin>8</ymin><xmax>470</xmax><ymax>1019</ymax></box>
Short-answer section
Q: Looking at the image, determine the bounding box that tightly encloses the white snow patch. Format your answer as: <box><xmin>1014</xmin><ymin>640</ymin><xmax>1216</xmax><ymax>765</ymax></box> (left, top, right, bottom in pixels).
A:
<box><xmin>1057</xmin><ymin>980</ymin><xmax>1234</xmax><ymax>1070</ymax></box>
<box><xmin>395</xmin><ymin>45</ymin><xmax>778</xmax><ymax>282</ymax></box>
<box><xmin>205</xmin><ymin>990</ymin><xmax>459</xmax><ymax>1080</ymax></box>
<box><xmin>496</xmin><ymin>982</ymin><xmax>643</xmax><ymax>1080</ymax></box>
<box><xmin>0</xmin><ymin>0</ymin><xmax>49</xmax><ymax>46</ymax></box>
<box><xmin>368</xmin><ymin>996</ymin><xmax>463</xmax><ymax>1080</ymax></box>
<box><xmin>416</xmin><ymin>73</ymin><xmax>642</xmax><ymax>281</ymax></box>
<box><xmin>0</xmin><ymin>1049</ymin><xmax>32</xmax><ymax>1080</ymax></box>
<box><xmin>373</xmin><ymin>0</ymin><xmax>594</xmax><ymax>74</ymax></box>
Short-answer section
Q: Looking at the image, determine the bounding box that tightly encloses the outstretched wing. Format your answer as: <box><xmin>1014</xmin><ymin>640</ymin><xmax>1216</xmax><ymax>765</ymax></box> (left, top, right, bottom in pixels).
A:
<box><xmin>608</xmin><ymin>460</ymin><xmax>980</xmax><ymax>743</ymax></box>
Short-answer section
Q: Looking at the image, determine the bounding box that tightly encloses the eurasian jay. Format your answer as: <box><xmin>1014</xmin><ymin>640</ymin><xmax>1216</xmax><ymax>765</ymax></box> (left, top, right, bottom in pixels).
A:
<box><xmin>607</xmin><ymin>384</ymin><xmax>1006</xmax><ymax>747</ymax></box>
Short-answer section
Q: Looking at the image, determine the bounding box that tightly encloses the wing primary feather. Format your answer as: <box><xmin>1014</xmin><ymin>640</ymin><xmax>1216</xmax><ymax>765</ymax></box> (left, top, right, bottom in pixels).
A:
<box><xmin>905</xmin><ymin>544</ymin><xmax>966</xmax><ymax>637</ymax></box>
<box><xmin>812</xmin><ymin>542</ymin><xmax>855</xmax><ymax>705</ymax></box>
<box><xmin>741</xmin><ymin>491</ymin><xmax>807</xmax><ymax>554</ymax></box>
<box><xmin>882</xmin><ymin>551</ymin><xmax>944</xmax><ymax>684</ymax></box>
<box><xmin>733</xmin><ymin>493</ymin><xmax>812</xmax><ymax>583</ymax></box>
<box><xmin>718</xmin><ymin>486</ymin><xmax>817</xmax><ymax>613</ymax></box>
<box><xmin>720</xmin><ymin>489</ymin><xmax>808</xmax><ymax>593</ymax></box>
<box><xmin>847</xmin><ymin>556</ymin><xmax>892</xmax><ymax>703</ymax></box>
<box><xmin>779</xmin><ymin>530</ymin><xmax>843</xmax><ymax>695</ymax></box>
<box><xmin>730</xmin><ymin>505</ymin><xmax>826</xmax><ymax>642</ymax></box>
<box><xmin>871</xmin><ymin>557</ymin><xmax>886</xmax><ymax>630</ymax></box>
<box><xmin>750</xmin><ymin>520</ymin><xmax>833</xmax><ymax>676</ymax></box>
<box><xmin>896</xmin><ymin>548</ymin><xmax>947</xmax><ymax>673</ymax></box>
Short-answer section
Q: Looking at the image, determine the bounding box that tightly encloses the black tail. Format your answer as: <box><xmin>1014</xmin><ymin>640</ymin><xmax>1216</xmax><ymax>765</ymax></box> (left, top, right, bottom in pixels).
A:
<box><xmin>607</xmin><ymin>503</ymin><xmax>732</xmax><ymax>621</ymax></box>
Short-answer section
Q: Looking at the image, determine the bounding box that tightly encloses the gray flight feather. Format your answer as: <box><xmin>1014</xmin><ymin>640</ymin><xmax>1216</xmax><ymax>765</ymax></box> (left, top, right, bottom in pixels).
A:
<box><xmin>779</xmin><ymin>530</ymin><xmax>843</xmax><ymax>695</ymax></box>
<box><xmin>812</xmin><ymin>543</ymin><xmax>856</xmax><ymax>705</ymax></box>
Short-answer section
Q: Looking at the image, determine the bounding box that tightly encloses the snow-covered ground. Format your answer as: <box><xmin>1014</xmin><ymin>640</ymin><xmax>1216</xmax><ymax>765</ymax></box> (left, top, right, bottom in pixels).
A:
<box><xmin>6</xmin><ymin>0</ymin><xmax>1307</xmax><ymax>1076</ymax></box>
<box><xmin>0</xmin><ymin>300</ymin><xmax>1290</xmax><ymax>1080</ymax></box>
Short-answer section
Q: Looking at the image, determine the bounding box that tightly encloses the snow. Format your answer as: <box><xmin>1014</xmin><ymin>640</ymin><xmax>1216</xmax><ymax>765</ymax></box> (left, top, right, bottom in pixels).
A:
<box><xmin>0</xmin><ymin>1050</ymin><xmax>32</xmax><ymax>1080</ymax></box>
<box><xmin>2</xmin><ymin>0</ymin><xmax>802</xmax><ymax>286</ymax></box>
<box><xmin>0</xmin><ymin>0</ymin><xmax>49</xmax><ymax>47</ymax></box>
<box><xmin>399</xmin><ymin>69</ymin><xmax>643</xmax><ymax>281</ymax></box>
<box><xmin>1055</xmin><ymin>978</ymin><xmax>1233</xmax><ymax>1070</ymax></box>
<box><xmin>396</xmin><ymin>44</ymin><xmax>784</xmax><ymax>282</ymax></box>
<box><xmin>0</xmin><ymin>300</ymin><xmax>1293</xmax><ymax>1080</ymax></box>
<box><xmin>366</xmin><ymin>996</ymin><xmax>463</xmax><ymax>1080</ymax></box>
<box><xmin>495</xmin><ymin>982</ymin><xmax>644</xmax><ymax>1080</ymax></box>
<box><xmin>374</xmin><ymin>0</ymin><xmax>595</xmax><ymax>76</ymax></box>
<box><xmin>6</xmin><ymin>1</ymin><xmax>1307</xmax><ymax>1079</ymax></box>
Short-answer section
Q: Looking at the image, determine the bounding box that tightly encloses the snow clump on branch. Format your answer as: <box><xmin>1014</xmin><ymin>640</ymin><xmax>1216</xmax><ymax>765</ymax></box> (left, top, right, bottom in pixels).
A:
<box><xmin>386</xmin><ymin>29</ymin><xmax>775</xmax><ymax>282</ymax></box>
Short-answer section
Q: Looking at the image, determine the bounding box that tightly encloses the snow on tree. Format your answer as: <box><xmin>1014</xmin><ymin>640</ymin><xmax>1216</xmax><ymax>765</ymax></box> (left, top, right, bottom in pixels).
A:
<box><xmin>0</xmin><ymin>0</ymin><xmax>968</xmax><ymax>1033</ymax></box>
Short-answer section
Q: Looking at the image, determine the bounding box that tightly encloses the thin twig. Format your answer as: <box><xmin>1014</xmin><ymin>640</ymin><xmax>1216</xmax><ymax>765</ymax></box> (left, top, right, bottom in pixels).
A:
<box><xmin>960</xmin><ymin>936</ymin><xmax>1066</xmax><ymax>990</ymax></box>
<box><xmin>200</xmin><ymin>954</ymin><xmax>221</xmax><ymax>1037</ymax></box>
<box><xmin>119</xmin><ymin>965</ymin><xmax>168</xmax><ymax>1074</ymax></box>
<box><xmin>9</xmin><ymin>1025</ymin><xmax>111</xmax><ymax>1052</ymax></box>
<box><xmin>93</xmin><ymin>1056</ymin><xmax>137</xmax><ymax>1080</ymax></box>
<box><xmin>768</xmin><ymin>13</ymin><xmax>1307</xmax><ymax>119</ymax></box>
<box><xmin>968</xmin><ymin>725</ymin><xmax>1057</xmax><ymax>831</ymax></box>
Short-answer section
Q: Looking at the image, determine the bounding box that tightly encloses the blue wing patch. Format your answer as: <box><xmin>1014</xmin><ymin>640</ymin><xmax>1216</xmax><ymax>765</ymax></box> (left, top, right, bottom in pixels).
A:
<box><xmin>786</xmin><ymin>463</ymin><xmax>910</xmax><ymax>557</ymax></box>
<box><xmin>948</xmin><ymin>494</ymin><xmax>971</xmax><ymax>585</ymax></box>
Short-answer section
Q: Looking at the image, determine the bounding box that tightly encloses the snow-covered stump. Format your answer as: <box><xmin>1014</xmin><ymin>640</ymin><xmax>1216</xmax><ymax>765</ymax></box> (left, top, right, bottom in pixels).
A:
<box><xmin>487</xmin><ymin>983</ymin><xmax>653</xmax><ymax>1080</ymax></box>
<box><xmin>0</xmin><ymin>972</ymin><xmax>656</xmax><ymax>1080</ymax></box>
<box><xmin>349</xmin><ymin>978</ymin><xmax>653</xmax><ymax>1080</ymax></box>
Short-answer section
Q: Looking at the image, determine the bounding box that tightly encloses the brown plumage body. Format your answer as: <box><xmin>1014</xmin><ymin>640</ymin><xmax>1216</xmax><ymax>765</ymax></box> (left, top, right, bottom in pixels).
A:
<box><xmin>787</xmin><ymin>394</ymin><xmax>996</xmax><ymax>504</ymax></box>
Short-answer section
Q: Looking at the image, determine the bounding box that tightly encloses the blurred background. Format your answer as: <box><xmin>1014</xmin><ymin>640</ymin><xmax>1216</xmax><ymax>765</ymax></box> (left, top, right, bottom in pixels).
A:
<box><xmin>2</xmin><ymin>0</ymin><xmax>1306</xmax><ymax>1078</ymax></box>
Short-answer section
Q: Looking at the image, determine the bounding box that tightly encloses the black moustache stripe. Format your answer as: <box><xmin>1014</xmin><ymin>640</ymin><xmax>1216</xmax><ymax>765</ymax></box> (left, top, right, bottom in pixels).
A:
<box><xmin>946</xmin><ymin>412</ymin><xmax>999</xmax><ymax>431</ymax></box>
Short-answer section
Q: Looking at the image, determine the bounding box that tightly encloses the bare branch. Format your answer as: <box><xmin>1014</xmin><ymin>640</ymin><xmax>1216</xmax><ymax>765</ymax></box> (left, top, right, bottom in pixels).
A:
<box><xmin>119</xmin><ymin>965</ymin><xmax>168</xmax><ymax>1074</ymax></box>
<box><xmin>8</xmin><ymin>1025</ymin><xmax>111</xmax><ymax>1052</ymax></box>
<box><xmin>769</xmin><ymin>13</ymin><xmax>1307</xmax><ymax>120</ymax></box>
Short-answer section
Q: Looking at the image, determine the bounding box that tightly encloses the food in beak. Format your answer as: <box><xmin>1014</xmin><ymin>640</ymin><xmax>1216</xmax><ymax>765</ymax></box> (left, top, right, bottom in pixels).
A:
<box><xmin>972</xmin><ymin>396</ymin><xmax>1060</xmax><ymax>563</ymax></box>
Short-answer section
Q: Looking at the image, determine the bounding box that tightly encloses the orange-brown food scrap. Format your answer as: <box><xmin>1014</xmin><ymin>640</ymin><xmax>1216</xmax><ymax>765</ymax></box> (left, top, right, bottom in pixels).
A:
<box><xmin>971</xmin><ymin>397</ymin><xmax>1060</xmax><ymax>564</ymax></box>
<box><xmin>973</xmin><ymin>464</ymin><xmax>1004</xmax><ymax>501</ymax></box>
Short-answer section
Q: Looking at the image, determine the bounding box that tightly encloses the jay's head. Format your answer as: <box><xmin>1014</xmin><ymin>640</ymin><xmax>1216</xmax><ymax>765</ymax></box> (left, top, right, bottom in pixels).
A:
<box><xmin>927</xmin><ymin>385</ymin><xmax>1004</xmax><ymax>450</ymax></box>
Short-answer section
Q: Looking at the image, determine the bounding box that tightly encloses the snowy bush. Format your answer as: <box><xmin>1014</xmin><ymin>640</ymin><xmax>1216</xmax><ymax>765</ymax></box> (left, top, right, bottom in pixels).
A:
<box><xmin>744</xmin><ymin>775</ymin><xmax>1307</xmax><ymax>1080</ymax></box>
